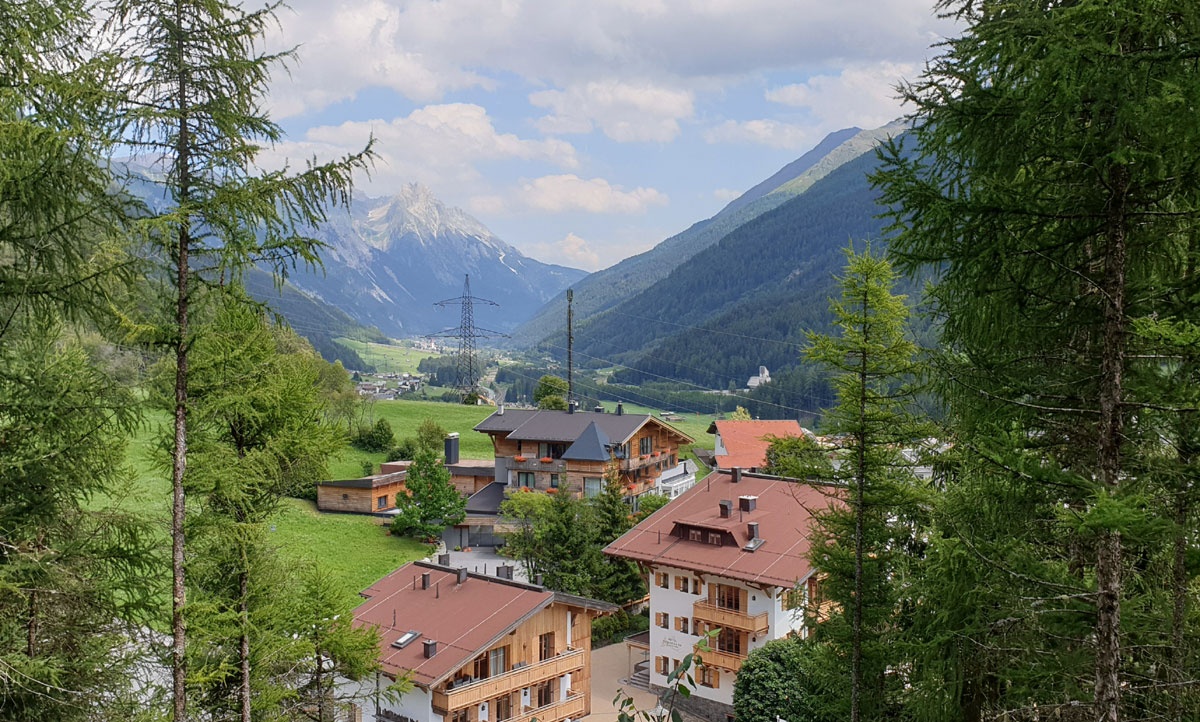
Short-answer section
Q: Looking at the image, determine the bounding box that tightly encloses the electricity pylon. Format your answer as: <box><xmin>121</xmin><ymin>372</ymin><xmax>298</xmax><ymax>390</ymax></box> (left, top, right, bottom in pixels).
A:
<box><xmin>430</xmin><ymin>275</ymin><xmax>504</xmax><ymax>401</ymax></box>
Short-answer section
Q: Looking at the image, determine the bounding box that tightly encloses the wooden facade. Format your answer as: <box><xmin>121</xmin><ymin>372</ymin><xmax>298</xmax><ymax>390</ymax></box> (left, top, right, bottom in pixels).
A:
<box><xmin>316</xmin><ymin>472</ymin><xmax>408</xmax><ymax>514</ymax></box>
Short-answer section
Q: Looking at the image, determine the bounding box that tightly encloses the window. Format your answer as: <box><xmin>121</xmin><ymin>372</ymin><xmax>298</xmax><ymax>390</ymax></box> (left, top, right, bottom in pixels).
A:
<box><xmin>488</xmin><ymin>646</ymin><xmax>508</xmax><ymax>675</ymax></box>
<box><xmin>538</xmin><ymin>442</ymin><xmax>565</xmax><ymax>459</ymax></box>
<box><xmin>376</xmin><ymin>495</ymin><xmax>387</xmax><ymax>509</ymax></box>
<box><xmin>535</xmin><ymin>681</ymin><xmax>554</xmax><ymax>708</ymax></box>
<box><xmin>639</xmin><ymin>436</ymin><xmax>653</xmax><ymax>455</ymax></box>
<box><xmin>698</xmin><ymin>665</ymin><xmax>719</xmax><ymax>688</ymax></box>
<box><xmin>674</xmin><ymin>576</ymin><xmax>690</xmax><ymax>593</ymax></box>
<box><xmin>550</xmin><ymin>474</ymin><xmax>560</xmax><ymax>489</ymax></box>
<box><xmin>538</xmin><ymin>632</ymin><xmax>555</xmax><ymax>661</ymax></box>
<box><xmin>516</xmin><ymin>471</ymin><xmax>535</xmax><ymax>488</ymax></box>
<box><xmin>674</xmin><ymin>617</ymin><xmax>689</xmax><ymax>634</ymax></box>
<box><xmin>452</xmin><ymin>710</ymin><xmax>469</xmax><ymax>722</ymax></box>
<box><xmin>472</xmin><ymin>654</ymin><xmax>489</xmax><ymax>679</ymax></box>
<box><xmin>707</xmin><ymin>532</ymin><xmax>723</xmax><ymax>546</ymax></box>
<box><xmin>716</xmin><ymin>628</ymin><xmax>742</xmax><ymax>655</ymax></box>
<box><xmin>494</xmin><ymin>694</ymin><xmax>512</xmax><ymax>722</ymax></box>
<box><xmin>713</xmin><ymin>584</ymin><xmax>743</xmax><ymax>611</ymax></box>
<box><xmin>656</xmin><ymin>612</ymin><xmax>669</xmax><ymax>629</ymax></box>
<box><xmin>656</xmin><ymin>572</ymin><xmax>669</xmax><ymax>588</ymax></box>
<box><xmin>784</xmin><ymin>586</ymin><xmax>804</xmax><ymax>610</ymax></box>
<box><xmin>688</xmin><ymin>528</ymin><xmax>703</xmax><ymax>542</ymax></box>
<box><xmin>655</xmin><ymin>656</ymin><xmax>670</xmax><ymax>675</ymax></box>
<box><xmin>583</xmin><ymin>477</ymin><xmax>602</xmax><ymax>498</ymax></box>
<box><xmin>693</xmin><ymin>578</ymin><xmax>703</xmax><ymax>595</ymax></box>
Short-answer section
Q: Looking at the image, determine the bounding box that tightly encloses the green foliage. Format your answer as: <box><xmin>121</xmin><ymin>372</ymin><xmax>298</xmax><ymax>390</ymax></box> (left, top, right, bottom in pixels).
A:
<box><xmin>352</xmin><ymin>418</ymin><xmax>395</xmax><ymax>452</ymax></box>
<box><xmin>534</xmin><ymin>374</ymin><xmax>569</xmax><ymax>410</ymax></box>
<box><xmin>415</xmin><ymin>417</ymin><xmax>448</xmax><ymax>453</ymax></box>
<box><xmin>733</xmin><ymin>637</ymin><xmax>835</xmax><ymax>722</ymax></box>
<box><xmin>390</xmin><ymin>448</ymin><xmax>465</xmax><ymax>540</ymax></box>
<box><xmin>591</xmin><ymin>610</ymin><xmax>649</xmax><ymax>648</ymax></box>
<box><xmin>633</xmin><ymin>493</ymin><xmax>669</xmax><ymax>522</ymax></box>
<box><xmin>763</xmin><ymin>434</ymin><xmax>832</xmax><ymax>479</ymax></box>
<box><xmin>729</xmin><ymin>406</ymin><xmax>752</xmax><ymax>420</ymax></box>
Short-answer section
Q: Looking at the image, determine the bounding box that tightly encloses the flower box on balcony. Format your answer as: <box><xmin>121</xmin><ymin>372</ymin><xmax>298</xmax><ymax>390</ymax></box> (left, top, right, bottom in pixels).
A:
<box><xmin>540</xmin><ymin>457</ymin><xmax>553</xmax><ymax>464</ymax></box>
<box><xmin>513</xmin><ymin>456</ymin><xmax>527</xmax><ymax>462</ymax></box>
<box><xmin>639</xmin><ymin>454</ymin><xmax>649</xmax><ymax>460</ymax></box>
<box><xmin>546</xmin><ymin>487</ymin><xmax>558</xmax><ymax>494</ymax></box>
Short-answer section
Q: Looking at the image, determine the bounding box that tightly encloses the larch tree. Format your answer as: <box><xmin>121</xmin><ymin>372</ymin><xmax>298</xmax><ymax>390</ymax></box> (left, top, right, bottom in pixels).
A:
<box><xmin>0</xmin><ymin>1</ymin><xmax>159</xmax><ymax>718</ymax></box>
<box><xmin>875</xmin><ymin>2</ymin><xmax>1200</xmax><ymax>720</ymax></box>
<box><xmin>102</xmin><ymin>0</ymin><xmax>371</xmax><ymax>717</ymax></box>
<box><xmin>802</xmin><ymin>247</ymin><xmax>924</xmax><ymax>722</ymax></box>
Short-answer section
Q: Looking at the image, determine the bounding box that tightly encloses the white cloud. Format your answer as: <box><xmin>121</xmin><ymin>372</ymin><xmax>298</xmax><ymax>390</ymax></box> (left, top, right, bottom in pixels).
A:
<box><xmin>704</xmin><ymin>119</ymin><xmax>818</xmax><ymax>150</ymax></box>
<box><xmin>259</xmin><ymin>103</ymin><xmax>578</xmax><ymax>197</ymax></box>
<box><xmin>530</xmin><ymin>80</ymin><xmax>694</xmax><ymax>143</ymax></box>
<box><xmin>517</xmin><ymin>175</ymin><xmax>668</xmax><ymax>214</ymax></box>
<box><xmin>765</xmin><ymin>62</ymin><xmax>916</xmax><ymax>130</ymax></box>
<box><xmin>269</xmin><ymin>0</ymin><xmax>951</xmax><ymax>118</ymax></box>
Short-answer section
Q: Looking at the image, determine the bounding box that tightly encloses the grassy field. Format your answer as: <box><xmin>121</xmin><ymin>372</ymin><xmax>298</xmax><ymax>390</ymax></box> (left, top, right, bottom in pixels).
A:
<box><xmin>121</xmin><ymin>414</ymin><xmax>431</xmax><ymax>605</ymax></box>
<box><xmin>334</xmin><ymin>338</ymin><xmax>444</xmax><ymax>375</ymax></box>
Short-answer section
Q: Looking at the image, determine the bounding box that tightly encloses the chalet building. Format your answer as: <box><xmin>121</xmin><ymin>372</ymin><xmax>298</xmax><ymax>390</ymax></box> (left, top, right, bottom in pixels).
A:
<box><xmin>604</xmin><ymin>468</ymin><xmax>831</xmax><ymax>720</ymax></box>
<box><xmin>708</xmin><ymin>419</ymin><xmax>811</xmax><ymax>471</ymax></box>
<box><xmin>473</xmin><ymin>405</ymin><xmax>695</xmax><ymax>502</ymax></box>
<box><xmin>347</xmin><ymin>561</ymin><xmax>616</xmax><ymax>722</ymax></box>
<box><xmin>317</xmin><ymin>470</ymin><xmax>409</xmax><ymax>515</ymax></box>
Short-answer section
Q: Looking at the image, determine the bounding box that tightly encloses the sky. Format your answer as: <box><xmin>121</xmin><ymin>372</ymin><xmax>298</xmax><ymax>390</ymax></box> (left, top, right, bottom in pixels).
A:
<box><xmin>261</xmin><ymin>0</ymin><xmax>956</xmax><ymax>272</ymax></box>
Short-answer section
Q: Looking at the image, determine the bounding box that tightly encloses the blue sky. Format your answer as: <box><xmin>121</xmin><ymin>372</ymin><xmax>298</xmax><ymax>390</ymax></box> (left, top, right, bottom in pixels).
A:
<box><xmin>261</xmin><ymin>0</ymin><xmax>955</xmax><ymax>271</ymax></box>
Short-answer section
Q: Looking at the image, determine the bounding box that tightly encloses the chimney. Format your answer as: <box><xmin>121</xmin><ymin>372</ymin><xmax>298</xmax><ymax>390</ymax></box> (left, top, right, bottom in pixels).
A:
<box><xmin>568</xmin><ymin>400</ymin><xmax>576</xmax><ymax>414</ymax></box>
<box><xmin>437</xmin><ymin>553</ymin><xmax>450</xmax><ymax>566</ymax></box>
<box><xmin>423</xmin><ymin>639</ymin><xmax>438</xmax><ymax>659</ymax></box>
<box><xmin>421</xmin><ymin>572</ymin><xmax>431</xmax><ymax>590</ymax></box>
<box><xmin>496</xmin><ymin>565</ymin><xmax>513</xmax><ymax>580</ymax></box>
<box><xmin>616</xmin><ymin>402</ymin><xmax>624</xmax><ymax>416</ymax></box>
<box><xmin>594</xmin><ymin>405</ymin><xmax>604</xmax><ymax>413</ymax></box>
<box><xmin>747</xmin><ymin>521</ymin><xmax>760</xmax><ymax>540</ymax></box>
<box><xmin>732</xmin><ymin>467</ymin><xmax>742</xmax><ymax>483</ymax></box>
<box><xmin>456</xmin><ymin>568</ymin><xmax>468</xmax><ymax>585</ymax></box>
<box><xmin>739</xmin><ymin>495</ymin><xmax>757</xmax><ymax>512</ymax></box>
<box><xmin>498</xmin><ymin>404</ymin><xmax>505</xmax><ymax>415</ymax></box>
<box><xmin>719</xmin><ymin>499</ymin><xmax>733</xmax><ymax>519</ymax></box>
<box><xmin>534</xmin><ymin>573</ymin><xmax>544</xmax><ymax>587</ymax></box>
<box><xmin>445</xmin><ymin>433</ymin><xmax>460</xmax><ymax>465</ymax></box>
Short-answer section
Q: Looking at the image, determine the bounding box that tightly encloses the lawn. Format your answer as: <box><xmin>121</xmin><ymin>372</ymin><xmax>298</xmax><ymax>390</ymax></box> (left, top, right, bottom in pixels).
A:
<box><xmin>334</xmin><ymin>338</ymin><xmax>443</xmax><ymax>375</ymax></box>
<box><xmin>121</xmin><ymin>413</ymin><xmax>432</xmax><ymax>606</ymax></box>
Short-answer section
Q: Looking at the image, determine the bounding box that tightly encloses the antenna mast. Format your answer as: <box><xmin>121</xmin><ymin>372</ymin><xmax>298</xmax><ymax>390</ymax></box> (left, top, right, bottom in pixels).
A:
<box><xmin>567</xmin><ymin>289</ymin><xmax>574</xmax><ymax>405</ymax></box>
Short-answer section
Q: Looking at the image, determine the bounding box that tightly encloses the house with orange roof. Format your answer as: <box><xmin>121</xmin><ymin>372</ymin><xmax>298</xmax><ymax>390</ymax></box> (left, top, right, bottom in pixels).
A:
<box><xmin>708</xmin><ymin>419</ymin><xmax>810</xmax><ymax>471</ymax></box>
<box><xmin>348</xmin><ymin>561</ymin><xmax>616</xmax><ymax>722</ymax></box>
<box><xmin>604</xmin><ymin>468</ymin><xmax>834</xmax><ymax>720</ymax></box>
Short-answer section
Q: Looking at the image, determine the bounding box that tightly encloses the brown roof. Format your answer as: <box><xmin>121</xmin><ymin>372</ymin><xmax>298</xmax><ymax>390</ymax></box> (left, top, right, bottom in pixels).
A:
<box><xmin>604</xmin><ymin>470</ymin><xmax>835</xmax><ymax>588</ymax></box>
<box><xmin>710</xmin><ymin>420</ymin><xmax>805</xmax><ymax>470</ymax></box>
<box><xmin>352</xmin><ymin>562</ymin><xmax>615</xmax><ymax>688</ymax></box>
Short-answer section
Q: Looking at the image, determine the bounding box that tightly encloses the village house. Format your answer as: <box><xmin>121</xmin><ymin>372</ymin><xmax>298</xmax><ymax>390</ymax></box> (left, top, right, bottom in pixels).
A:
<box><xmin>604</xmin><ymin>468</ymin><xmax>832</xmax><ymax>721</ymax></box>
<box><xmin>347</xmin><ymin>561</ymin><xmax>616</xmax><ymax>722</ymax></box>
<box><xmin>708</xmin><ymin>419</ymin><xmax>810</xmax><ymax>471</ymax></box>
<box><xmin>317</xmin><ymin>470</ymin><xmax>409</xmax><ymax>515</ymax></box>
<box><xmin>472</xmin><ymin>404</ymin><xmax>695</xmax><ymax>503</ymax></box>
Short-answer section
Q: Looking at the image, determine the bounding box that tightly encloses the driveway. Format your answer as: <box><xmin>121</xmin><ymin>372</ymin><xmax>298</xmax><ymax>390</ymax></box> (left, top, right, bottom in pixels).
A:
<box><xmin>587</xmin><ymin>642</ymin><xmax>660</xmax><ymax>721</ymax></box>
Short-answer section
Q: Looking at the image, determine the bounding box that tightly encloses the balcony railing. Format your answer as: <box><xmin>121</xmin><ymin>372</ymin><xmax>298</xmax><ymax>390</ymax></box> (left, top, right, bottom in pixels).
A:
<box><xmin>692</xmin><ymin>601</ymin><xmax>769</xmax><ymax>635</ymax></box>
<box><xmin>509</xmin><ymin>457</ymin><xmax>566</xmax><ymax>473</ymax></box>
<box><xmin>693</xmin><ymin>646</ymin><xmax>745</xmax><ymax>673</ymax></box>
<box><xmin>431</xmin><ymin>648</ymin><xmax>585</xmax><ymax>713</ymax></box>
<box><xmin>510</xmin><ymin>692</ymin><xmax>586</xmax><ymax>722</ymax></box>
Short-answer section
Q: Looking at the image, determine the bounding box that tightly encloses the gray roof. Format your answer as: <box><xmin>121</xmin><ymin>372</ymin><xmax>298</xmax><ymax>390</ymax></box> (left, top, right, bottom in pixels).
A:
<box><xmin>473</xmin><ymin>408</ymin><xmax>538</xmax><ymax>433</ymax></box>
<box><xmin>465</xmin><ymin>481</ymin><xmax>507</xmax><ymax>516</ymax></box>
<box><xmin>561</xmin><ymin>421</ymin><xmax>612</xmax><ymax>462</ymax></box>
<box><xmin>476</xmin><ymin>409</ymin><xmax>652</xmax><ymax>444</ymax></box>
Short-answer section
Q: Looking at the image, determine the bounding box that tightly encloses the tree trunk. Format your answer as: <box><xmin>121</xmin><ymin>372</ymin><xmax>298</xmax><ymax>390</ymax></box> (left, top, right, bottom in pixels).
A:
<box><xmin>240</xmin><ymin>568</ymin><xmax>251</xmax><ymax>722</ymax></box>
<box><xmin>1094</xmin><ymin>166</ymin><xmax>1129</xmax><ymax>722</ymax></box>
<box><xmin>171</xmin><ymin>6</ymin><xmax>192</xmax><ymax>714</ymax></box>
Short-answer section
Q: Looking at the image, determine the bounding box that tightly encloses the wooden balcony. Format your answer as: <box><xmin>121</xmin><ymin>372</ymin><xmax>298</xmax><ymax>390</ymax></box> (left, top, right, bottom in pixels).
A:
<box><xmin>692</xmin><ymin>601</ymin><xmax>769</xmax><ymax>635</ymax></box>
<box><xmin>693</xmin><ymin>646</ymin><xmax>745</xmax><ymax>673</ymax></box>
<box><xmin>509</xmin><ymin>457</ymin><xmax>566</xmax><ymax>473</ymax></box>
<box><xmin>431</xmin><ymin>649</ymin><xmax>585</xmax><ymax>713</ymax></box>
<box><xmin>511</xmin><ymin>692</ymin><xmax>587</xmax><ymax>722</ymax></box>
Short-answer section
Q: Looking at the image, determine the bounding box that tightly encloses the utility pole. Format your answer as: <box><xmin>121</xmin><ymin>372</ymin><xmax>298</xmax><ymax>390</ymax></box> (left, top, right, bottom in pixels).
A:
<box><xmin>567</xmin><ymin>288</ymin><xmax>574</xmax><ymax>405</ymax></box>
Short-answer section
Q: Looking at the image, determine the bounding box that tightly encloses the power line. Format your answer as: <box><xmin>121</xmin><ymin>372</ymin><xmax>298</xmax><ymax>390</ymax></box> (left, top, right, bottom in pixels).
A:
<box><xmin>428</xmin><ymin>275</ymin><xmax>505</xmax><ymax>400</ymax></box>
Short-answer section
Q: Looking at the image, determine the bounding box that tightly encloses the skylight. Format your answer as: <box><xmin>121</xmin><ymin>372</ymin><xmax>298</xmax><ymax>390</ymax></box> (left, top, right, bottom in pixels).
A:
<box><xmin>391</xmin><ymin>630</ymin><xmax>421</xmax><ymax>649</ymax></box>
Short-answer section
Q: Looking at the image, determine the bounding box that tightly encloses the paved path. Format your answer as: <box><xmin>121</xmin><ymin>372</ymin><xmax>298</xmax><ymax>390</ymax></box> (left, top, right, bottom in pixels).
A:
<box><xmin>587</xmin><ymin>642</ymin><xmax>660</xmax><ymax>721</ymax></box>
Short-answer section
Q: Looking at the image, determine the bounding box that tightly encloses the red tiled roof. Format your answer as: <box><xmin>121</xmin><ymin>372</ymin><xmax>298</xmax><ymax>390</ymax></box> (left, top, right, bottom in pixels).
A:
<box><xmin>604</xmin><ymin>470</ymin><xmax>836</xmax><ymax>588</ymax></box>
<box><xmin>712</xmin><ymin>420</ymin><xmax>805</xmax><ymax>470</ymax></box>
<box><xmin>353</xmin><ymin>563</ymin><xmax>555</xmax><ymax>688</ymax></box>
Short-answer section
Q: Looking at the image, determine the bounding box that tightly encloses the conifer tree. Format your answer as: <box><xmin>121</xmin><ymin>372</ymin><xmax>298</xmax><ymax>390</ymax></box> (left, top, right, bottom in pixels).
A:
<box><xmin>802</xmin><ymin>247</ymin><xmax>923</xmax><ymax>722</ymax></box>
<box><xmin>876</xmin><ymin>3</ymin><xmax>1200</xmax><ymax>719</ymax></box>
<box><xmin>103</xmin><ymin>1</ymin><xmax>371</xmax><ymax>717</ymax></box>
